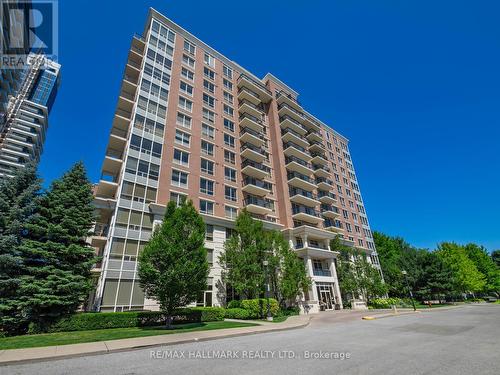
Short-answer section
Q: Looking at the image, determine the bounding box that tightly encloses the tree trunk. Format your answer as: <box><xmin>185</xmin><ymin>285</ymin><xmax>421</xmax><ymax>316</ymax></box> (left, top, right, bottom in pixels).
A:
<box><xmin>166</xmin><ymin>315</ymin><xmax>173</xmax><ymax>329</ymax></box>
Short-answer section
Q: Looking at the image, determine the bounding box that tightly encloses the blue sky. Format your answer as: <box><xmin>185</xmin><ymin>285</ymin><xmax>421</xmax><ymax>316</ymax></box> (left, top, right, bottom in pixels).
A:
<box><xmin>39</xmin><ymin>0</ymin><xmax>500</xmax><ymax>251</ymax></box>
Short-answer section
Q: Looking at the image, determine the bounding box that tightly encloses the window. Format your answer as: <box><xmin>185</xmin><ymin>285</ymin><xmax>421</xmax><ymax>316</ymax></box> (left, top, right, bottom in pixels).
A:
<box><xmin>223</xmin><ymin>91</ymin><xmax>233</xmax><ymax>104</ymax></box>
<box><xmin>204</xmin><ymin>52</ymin><xmax>215</xmax><ymax>67</ymax></box>
<box><xmin>181</xmin><ymin>67</ymin><xmax>194</xmax><ymax>81</ymax></box>
<box><xmin>224</xmin><ymin>133</ymin><xmax>235</xmax><ymax>148</ymax></box>
<box><xmin>223</xmin><ymin>118</ymin><xmax>234</xmax><ymax>132</ymax></box>
<box><xmin>201</xmin><ymin>158</ymin><xmax>214</xmax><ymax>175</ymax></box>
<box><xmin>203</xmin><ymin>93</ymin><xmax>215</xmax><ymax>108</ymax></box>
<box><xmin>224</xmin><ymin>167</ymin><xmax>236</xmax><ymax>182</ymax></box>
<box><xmin>223</xmin><ymin>104</ymin><xmax>233</xmax><ymax>117</ymax></box>
<box><xmin>223</xmin><ymin>65</ymin><xmax>233</xmax><ymax>79</ymax></box>
<box><xmin>170</xmin><ymin>192</ymin><xmax>187</xmax><ymax>206</ymax></box>
<box><xmin>225</xmin><ymin>186</ymin><xmax>237</xmax><ymax>202</ymax></box>
<box><xmin>205</xmin><ymin>224</ymin><xmax>214</xmax><ymax>241</ymax></box>
<box><xmin>180</xmin><ymin>81</ymin><xmax>193</xmax><ymax>96</ymax></box>
<box><xmin>223</xmin><ymin>78</ymin><xmax>233</xmax><ymax>91</ymax></box>
<box><xmin>346</xmin><ymin>222</ymin><xmax>352</xmax><ymax>233</ymax></box>
<box><xmin>182</xmin><ymin>54</ymin><xmax>195</xmax><ymax>68</ymax></box>
<box><xmin>200</xmin><ymin>178</ymin><xmax>214</xmax><ymax>195</ymax></box>
<box><xmin>203</xmin><ymin>79</ymin><xmax>215</xmax><ymax>93</ymax></box>
<box><xmin>178</xmin><ymin>96</ymin><xmax>192</xmax><ymax>112</ymax></box>
<box><xmin>203</xmin><ymin>108</ymin><xmax>215</xmax><ymax>123</ymax></box>
<box><xmin>175</xmin><ymin>129</ymin><xmax>190</xmax><ymax>147</ymax></box>
<box><xmin>202</xmin><ymin>123</ymin><xmax>215</xmax><ymax>139</ymax></box>
<box><xmin>224</xmin><ymin>150</ymin><xmax>235</xmax><ymax>164</ymax></box>
<box><xmin>171</xmin><ymin>169</ymin><xmax>188</xmax><ymax>188</ymax></box>
<box><xmin>176</xmin><ymin>112</ymin><xmax>192</xmax><ymax>129</ymax></box>
<box><xmin>173</xmin><ymin>149</ymin><xmax>189</xmax><ymax>166</ymax></box>
<box><xmin>200</xmin><ymin>200</ymin><xmax>214</xmax><ymax>215</ymax></box>
<box><xmin>201</xmin><ymin>140</ymin><xmax>214</xmax><ymax>156</ymax></box>
<box><xmin>204</xmin><ymin>67</ymin><xmax>215</xmax><ymax>80</ymax></box>
<box><xmin>183</xmin><ymin>40</ymin><xmax>195</xmax><ymax>55</ymax></box>
<box><xmin>225</xmin><ymin>205</ymin><xmax>237</xmax><ymax>219</ymax></box>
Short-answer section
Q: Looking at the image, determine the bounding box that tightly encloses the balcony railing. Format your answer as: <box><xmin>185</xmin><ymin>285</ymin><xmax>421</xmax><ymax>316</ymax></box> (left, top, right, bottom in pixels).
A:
<box><xmin>281</xmin><ymin>127</ymin><xmax>305</xmax><ymax>140</ymax></box>
<box><xmin>93</xmin><ymin>223</ymin><xmax>109</xmax><ymax>237</ymax></box>
<box><xmin>244</xmin><ymin>196</ymin><xmax>274</xmax><ymax>209</ymax></box>
<box><xmin>321</xmin><ymin>204</ymin><xmax>339</xmax><ymax>214</ymax></box>
<box><xmin>292</xmin><ymin>205</ymin><xmax>322</xmax><ymax>217</ymax></box>
<box><xmin>285</xmin><ymin>156</ymin><xmax>313</xmax><ymax>169</ymax></box>
<box><xmin>239</xmin><ymin>112</ymin><xmax>264</xmax><ymax>125</ymax></box>
<box><xmin>318</xmin><ymin>191</ymin><xmax>337</xmax><ymax>200</ymax></box>
<box><xmin>324</xmin><ymin>219</ymin><xmax>342</xmax><ymax>229</ymax></box>
<box><xmin>313</xmin><ymin>164</ymin><xmax>331</xmax><ymax>173</ymax></box>
<box><xmin>239</xmin><ymin>99</ymin><xmax>263</xmax><ymax>111</ymax></box>
<box><xmin>241</xmin><ymin>143</ymin><xmax>265</xmax><ymax>154</ymax></box>
<box><xmin>316</xmin><ymin>177</ymin><xmax>334</xmax><ymax>185</ymax></box>
<box><xmin>238</xmin><ymin>86</ymin><xmax>260</xmax><ymax>100</ymax></box>
<box><xmin>242</xmin><ymin>159</ymin><xmax>271</xmax><ymax>173</ymax></box>
<box><xmin>276</xmin><ymin>90</ymin><xmax>301</xmax><ymax>106</ymax></box>
<box><xmin>313</xmin><ymin>268</ymin><xmax>332</xmax><ymax>277</ymax></box>
<box><xmin>283</xmin><ymin>141</ymin><xmax>310</xmax><ymax>155</ymax></box>
<box><xmin>106</xmin><ymin>148</ymin><xmax>123</xmax><ymax>159</ymax></box>
<box><xmin>241</xmin><ymin>126</ymin><xmax>265</xmax><ymax>140</ymax></box>
<box><xmin>238</xmin><ymin>73</ymin><xmax>272</xmax><ymax>96</ymax></box>
<box><xmin>243</xmin><ymin>177</ymin><xmax>272</xmax><ymax>191</ymax></box>
<box><xmin>289</xmin><ymin>187</ymin><xmax>317</xmax><ymax>200</ymax></box>
<box><xmin>287</xmin><ymin>171</ymin><xmax>315</xmax><ymax>184</ymax></box>
<box><xmin>279</xmin><ymin>115</ymin><xmax>308</xmax><ymax>133</ymax></box>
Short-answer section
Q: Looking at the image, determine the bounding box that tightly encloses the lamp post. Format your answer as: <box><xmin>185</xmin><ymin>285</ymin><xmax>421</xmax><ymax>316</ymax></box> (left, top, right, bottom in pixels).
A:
<box><xmin>402</xmin><ymin>270</ymin><xmax>416</xmax><ymax>311</ymax></box>
<box><xmin>263</xmin><ymin>260</ymin><xmax>273</xmax><ymax>321</ymax></box>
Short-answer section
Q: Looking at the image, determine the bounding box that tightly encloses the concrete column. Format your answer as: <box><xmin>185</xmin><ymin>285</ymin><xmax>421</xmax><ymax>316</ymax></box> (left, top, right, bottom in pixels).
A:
<box><xmin>305</xmin><ymin>256</ymin><xmax>318</xmax><ymax>302</ymax></box>
<box><xmin>329</xmin><ymin>257</ymin><xmax>343</xmax><ymax>309</ymax></box>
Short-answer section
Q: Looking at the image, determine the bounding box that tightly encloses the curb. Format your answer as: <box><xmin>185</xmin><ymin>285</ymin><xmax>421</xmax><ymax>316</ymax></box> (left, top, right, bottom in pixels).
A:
<box><xmin>362</xmin><ymin>310</ymin><xmax>421</xmax><ymax>320</ymax></box>
<box><xmin>0</xmin><ymin>317</ymin><xmax>311</xmax><ymax>366</ymax></box>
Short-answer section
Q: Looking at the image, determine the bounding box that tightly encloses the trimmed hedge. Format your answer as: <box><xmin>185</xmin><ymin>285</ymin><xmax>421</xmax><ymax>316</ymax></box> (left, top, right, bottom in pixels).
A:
<box><xmin>240</xmin><ymin>298</ymin><xmax>279</xmax><ymax>319</ymax></box>
<box><xmin>227</xmin><ymin>300</ymin><xmax>241</xmax><ymax>309</ymax></box>
<box><xmin>46</xmin><ymin>307</ymin><xmax>225</xmax><ymax>333</ymax></box>
<box><xmin>224</xmin><ymin>308</ymin><xmax>250</xmax><ymax>320</ymax></box>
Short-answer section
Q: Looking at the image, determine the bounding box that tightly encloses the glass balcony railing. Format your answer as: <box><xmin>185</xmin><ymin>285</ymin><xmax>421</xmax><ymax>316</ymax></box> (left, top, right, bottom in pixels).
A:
<box><xmin>283</xmin><ymin>141</ymin><xmax>310</xmax><ymax>155</ymax></box>
<box><xmin>313</xmin><ymin>164</ymin><xmax>331</xmax><ymax>173</ymax></box>
<box><xmin>287</xmin><ymin>171</ymin><xmax>315</xmax><ymax>184</ymax></box>
<box><xmin>324</xmin><ymin>219</ymin><xmax>342</xmax><ymax>229</ymax></box>
<box><xmin>241</xmin><ymin>143</ymin><xmax>264</xmax><ymax>154</ymax></box>
<box><xmin>285</xmin><ymin>156</ymin><xmax>313</xmax><ymax>169</ymax></box>
<box><xmin>316</xmin><ymin>177</ymin><xmax>334</xmax><ymax>185</ymax></box>
<box><xmin>242</xmin><ymin>159</ymin><xmax>271</xmax><ymax>173</ymax></box>
<box><xmin>239</xmin><ymin>112</ymin><xmax>264</xmax><ymax>125</ymax></box>
<box><xmin>289</xmin><ymin>187</ymin><xmax>318</xmax><ymax>200</ymax></box>
<box><xmin>318</xmin><ymin>191</ymin><xmax>337</xmax><ymax>200</ymax></box>
<box><xmin>292</xmin><ymin>205</ymin><xmax>322</xmax><ymax>217</ymax></box>
<box><xmin>313</xmin><ymin>268</ymin><xmax>332</xmax><ymax>277</ymax></box>
<box><xmin>243</xmin><ymin>177</ymin><xmax>272</xmax><ymax>191</ymax></box>
<box><xmin>321</xmin><ymin>204</ymin><xmax>339</xmax><ymax>214</ymax></box>
<box><xmin>244</xmin><ymin>195</ymin><xmax>273</xmax><ymax>209</ymax></box>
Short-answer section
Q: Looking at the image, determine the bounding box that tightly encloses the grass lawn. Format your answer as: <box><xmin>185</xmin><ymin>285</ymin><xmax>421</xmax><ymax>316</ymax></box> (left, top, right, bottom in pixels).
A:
<box><xmin>0</xmin><ymin>321</ymin><xmax>257</xmax><ymax>350</ymax></box>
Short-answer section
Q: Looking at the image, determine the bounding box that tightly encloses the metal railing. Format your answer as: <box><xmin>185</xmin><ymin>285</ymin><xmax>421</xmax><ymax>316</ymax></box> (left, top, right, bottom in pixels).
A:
<box><xmin>244</xmin><ymin>196</ymin><xmax>273</xmax><ymax>209</ymax></box>
<box><xmin>93</xmin><ymin>223</ymin><xmax>109</xmax><ymax>237</ymax></box>
<box><xmin>279</xmin><ymin>115</ymin><xmax>307</xmax><ymax>133</ymax></box>
<box><xmin>241</xmin><ymin>159</ymin><xmax>271</xmax><ymax>173</ymax></box>
<box><xmin>238</xmin><ymin>73</ymin><xmax>272</xmax><ymax>96</ymax></box>
<box><xmin>292</xmin><ymin>205</ymin><xmax>321</xmax><ymax>217</ymax></box>
<box><xmin>285</xmin><ymin>155</ymin><xmax>313</xmax><ymax>169</ymax></box>
<box><xmin>313</xmin><ymin>269</ymin><xmax>332</xmax><ymax>277</ymax></box>
<box><xmin>316</xmin><ymin>177</ymin><xmax>334</xmax><ymax>185</ymax></box>
<box><xmin>243</xmin><ymin>177</ymin><xmax>272</xmax><ymax>191</ymax></box>
<box><xmin>287</xmin><ymin>171</ymin><xmax>315</xmax><ymax>184</ymax></box>
<box><xmin>321</xmin><ymin>204</ymin><xmax>339</xmax><ymax>213</ymax></box>
<box><xmin>289</xmin><ymin>187</ymin><xmax>318</xmax><ymax>200</ymax></box>
<box><xmin>283</xmin><ymin>141</ymin><xmax>310</xmax><ymax>155</ymax></box>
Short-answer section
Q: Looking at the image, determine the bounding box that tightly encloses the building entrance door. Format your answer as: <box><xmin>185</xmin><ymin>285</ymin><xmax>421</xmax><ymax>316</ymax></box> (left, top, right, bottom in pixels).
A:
<box><xmin>316</xmin><ymin>282</ymin><xmax>336</xmax><ymax>310</ymax></box>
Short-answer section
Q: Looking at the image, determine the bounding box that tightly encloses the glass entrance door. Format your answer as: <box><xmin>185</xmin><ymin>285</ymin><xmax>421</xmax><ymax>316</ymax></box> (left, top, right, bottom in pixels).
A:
<box><xmin>316</xmin><ymin>282</ymin><xmax>336</xmax><ymax>310</ymax></box>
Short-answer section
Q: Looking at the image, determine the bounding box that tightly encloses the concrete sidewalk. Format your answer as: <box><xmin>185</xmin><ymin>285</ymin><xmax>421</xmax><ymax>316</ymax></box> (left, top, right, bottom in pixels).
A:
<box><xmin>0</xmin><ymin>315</ymin><xmax>311</xmax><ymax>366</ymax></box>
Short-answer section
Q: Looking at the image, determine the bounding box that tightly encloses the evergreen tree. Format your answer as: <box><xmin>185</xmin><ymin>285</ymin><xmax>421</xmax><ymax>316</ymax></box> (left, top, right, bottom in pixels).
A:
<box><xmin>138</xmin><ymin>200</ymin><xmax>209</xmax><ymax>327</ymax></box>
<box><xmin>491</xmin><ymin>250</ymin><xmax>500</xmax><ymax>268</ymax></box>
<box><xmin>0</xmin><ymin>164</ymin><xmax>41</xmax><ymax>334</ymax></box>
<box><xmin>17</xmin><ymin>162</ymin><xmax>96</xmax><ymax>331</ymax></box>
<box><xmin>415</xmin><ymin>251</ymin><xmax>455</xmax><ymax>301</ymax></box>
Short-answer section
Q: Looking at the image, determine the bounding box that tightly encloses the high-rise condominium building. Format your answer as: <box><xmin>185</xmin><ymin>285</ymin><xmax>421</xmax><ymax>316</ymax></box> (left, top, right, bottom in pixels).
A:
<box><xmin>91</xmin><ymin>8</ymin><xmax>381</xmax><ymax>313</ymax></box>
<box><xmin>0</xmin><ymin>54</ymin><xmax>60</xmax><ymax>178</ymax></box>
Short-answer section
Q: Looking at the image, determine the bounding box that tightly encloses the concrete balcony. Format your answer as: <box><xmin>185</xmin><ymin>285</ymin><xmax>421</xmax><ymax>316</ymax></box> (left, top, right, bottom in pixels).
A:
<box><xmin>281</xmin><ymin>128</ymin><xmax>309</xmax><ymax>149</ymax></box>
<box><xmin>240</xmin><ymin>127</ymin><xmax>265</xmax><ymax>147</ymax></box>
<box><xmin>313</xmin><ymin>164</ymin><xmax>331</xmax><ymax>178</ymax></box>
<box><xmin>308</xmin><ymin>140</ymin><xmax>325</xmax><ymax>154</ymax></box>
<box><xmin>324</xmin><ymin>219</ymin><xmax>344</xmax><ymax>234</ymax></box>
<box><xmin>316</xmin><ymin>177</ymin><xmax>334</xmax><ymax>191</ymax></box>
<box><xmin>237</xmin><ymin>87</ymin><xmax>261</xmax><ymax>106</ymax></box>
<box><xmin>285</xmin><ymin>156</ymin><xmax>315</xmax><ymax>176</ymax></box>
<box><xmin>311</xmin><ymin>154</ymin><xmax>328</xmax><ymax>166</ymax></box>
<box><xmin>306</xmin><ymin>131</ymin><xmax>323</xmax><ymax>143</ymax></box>
<box><xmin>278</xmin><ymin>103</ymin><xmax>304</xmax><ymax>124</ymax></box>
<box><xmin>318</xmin><ymin>191</ymin><xmax>338</xmax><ymax>204</ymax></box>
<box><xmin>280</xmin><ymin>115</ymin><xmax>307</xmax><ymax>136</ymax></box>
<box><xmin>239</xmin><ymin>113</ymin><xmax>264</xmax><ymax>133</ymax></box>
<box><xmin>303</xmin><ymin>115</ymin><xmax>322</xmax><ymax>132</ymax></box>
<box><xmin>241</xmin><ymin>159</ymin><xmax>270</xmax><ymax>179</ymax></box>
<box><xmin>90</xmin><ymin>223</ymin><xmax>109</xmax><ymax>247</ymax></box>
<box><xmin>289</xmin><ymin>187</ymin><xmax>320</xmax><ymax>207</ymax></box>
<box><xmin>241</xmin><ymin>143</ymin><xmax>266</xmax><ymax>163</ymax></box>
<box><xmin>283</xmin><ymin>142</ymin><xmax>311</xmax><ymax>163</ymax></box>
<box><xmin>244</xmin><ymin>196</ymin><xmax>273</xmax><ymax>215</ymax></box>
<box><xmin>321</xmin><ymin>204</ymin><xmax>341</xmax><ymax>219</ymax></box>
<box><xmin>242</xmin><ymin>177</ymin><xmax>272</xmax><ymax>197</ymax></box>
<box><xmin>288</xmin><ymin>171</ymin><xmax>317</xmax><ymax>191</ymax></box>
<box><xmin>238</xmin><ymin>99</ymin><xmax>263</xmax><ymax>119</ymax></box>
<box><xmin>292</xmin><ymin>205</ymin><xmax>324</xmax><ymax>225</ymax></box>
<box><xmin>237</xmin><ymin>74</ymin><xmax>272</xmax><ymax>103</ymax></box>
<box><xmin>276</xmin><ymin>91</ymin><xmax>302</xmax><ymax>112</ymax></box>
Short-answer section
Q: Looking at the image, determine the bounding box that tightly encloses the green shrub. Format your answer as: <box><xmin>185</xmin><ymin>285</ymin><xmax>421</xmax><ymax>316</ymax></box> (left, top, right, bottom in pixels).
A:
<box><xmin>227</xmin><ymin>300</ymin><xmax>241</xmax><ymax>309</ymax></box>
<box><xmin>45</xmin><ymin>307</ymin><xmax>224</xmax><ymax>333</ymax></box>
<box><xmin>224</xmin><ymin>308</ymin><xmax>251</xmax><ymax>320</ymax></box>
<box><xmin>369</xmin><ymin>298</ymin><xmax>404</xmax><ymax>309</ymax></box>
<box><xmin>240</xmin><ymin>298</ymin><xmax>279</xmax><ymax>319</ymax></box>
